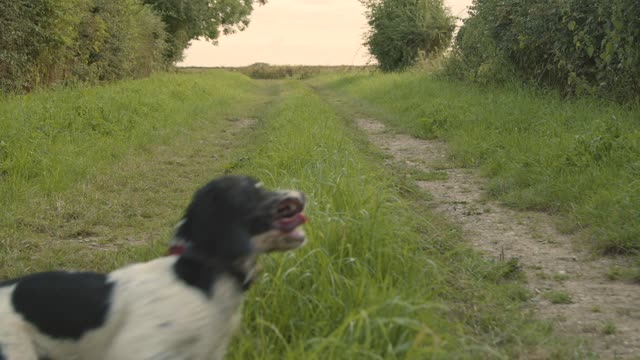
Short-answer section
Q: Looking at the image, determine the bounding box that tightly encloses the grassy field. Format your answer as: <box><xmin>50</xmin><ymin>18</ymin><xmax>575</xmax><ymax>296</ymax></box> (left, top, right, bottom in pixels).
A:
<box><xmin>0</xmin><ymin>71</ymin><xmax>269</xmax><ymax>276</ymax></box>
<box><xmin>181</xmin><ymin>64</ymin><xmax>375</xmax><ymax>80</ymax></box>
<box><xmin>315</xmin><ymin>72</ymin><xmax>640</xmax><ymax>265</ymax></box>
<box><xmin>0</xmin><ymin>72</ymin><xmax>258</xmax><ymax>226</ymax></box>
<box><xmin>0</xmin><ymin>72</ymin><xmax>594</xmax><ymax>358</ymax></box>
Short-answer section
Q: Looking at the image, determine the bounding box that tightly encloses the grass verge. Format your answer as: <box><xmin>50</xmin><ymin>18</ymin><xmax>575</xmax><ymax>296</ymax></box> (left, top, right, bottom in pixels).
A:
<box><xmin>314</xmin><ymin>72</ymin><xmax>640</xmax><ymax>260</ymax></box>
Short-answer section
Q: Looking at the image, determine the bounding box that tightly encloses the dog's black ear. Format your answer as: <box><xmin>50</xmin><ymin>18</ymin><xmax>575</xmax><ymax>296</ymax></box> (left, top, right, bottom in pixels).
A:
<box><xmin>175</xmin><ymin>177</ymin><xmax>256</xmax><ymax>260</ymax></box>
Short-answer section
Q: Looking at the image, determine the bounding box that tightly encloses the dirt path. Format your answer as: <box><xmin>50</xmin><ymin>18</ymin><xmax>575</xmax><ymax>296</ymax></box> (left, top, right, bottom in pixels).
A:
<box><xmin>357</xmin><ymin>118</ymin><xmax>640</xmax><ymax>359</ymax></box>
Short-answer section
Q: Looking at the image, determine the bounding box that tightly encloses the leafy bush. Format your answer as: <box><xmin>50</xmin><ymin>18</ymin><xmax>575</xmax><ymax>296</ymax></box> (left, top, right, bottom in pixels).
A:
<box><xmin>74</xmin><ymin>0</ymin><xmax>169</xmax><ymax>82</ymax></box>
<box><xmin>0</xmin><ymin>0</ymin><xmax>84</xmax><ymax>92</ymax></box>
<box><xmin>448</xmin><ymin>0</ymin><xmax>640</xmax><ymax>103</ymax></box>
<box><xmin>0</xmin><ymin>0</ymin><xmax>168</xmax><ymax>93</ymax></box>
<box><xmin>361</xmin><ymin>0</ymin><xmax>455</xmax><ymax>71</ymax></box>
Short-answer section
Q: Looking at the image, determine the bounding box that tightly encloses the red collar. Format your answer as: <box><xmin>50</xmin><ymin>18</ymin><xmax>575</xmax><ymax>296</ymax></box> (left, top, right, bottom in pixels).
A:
<box><xmin>167</xmin><ymin>245</ymin><xmax>186</xmax><ymax>256</ymax></box>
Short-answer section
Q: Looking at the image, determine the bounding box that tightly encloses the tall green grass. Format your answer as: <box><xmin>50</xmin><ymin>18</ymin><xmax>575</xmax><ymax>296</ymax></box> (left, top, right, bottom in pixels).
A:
<box><xmin>0</xmin><ymin>71</ymin><xmax>257</xmax><ymax>227</ymax></box>
<box><xmin>0</xmin><ymin>71</ymin><xmax>270</xmax><ymax>279</ymax></box>
<box><xmin>0</xmin><ymin>73</ymin><xmax>591</xmax><ymax>358</ymax></box>
<box><xmin>317</xmin><ymin>72</ymin><xmax>640</xmax><ymax>257</ymax></box>
<box><xmin>225</xmin><ymin>82</ymin><xmax>589</xmax><ymax>359</ymax></box>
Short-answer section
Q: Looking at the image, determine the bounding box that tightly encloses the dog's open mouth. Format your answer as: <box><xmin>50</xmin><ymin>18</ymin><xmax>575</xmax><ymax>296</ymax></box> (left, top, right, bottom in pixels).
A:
<box><xmin>272</xmin><ymin>197</ymin><xmax>306</xmax><ymax>240</ymax></box>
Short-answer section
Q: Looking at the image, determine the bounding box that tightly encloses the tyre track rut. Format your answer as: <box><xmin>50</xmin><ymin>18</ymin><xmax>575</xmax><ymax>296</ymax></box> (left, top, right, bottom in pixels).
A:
<box><xmin>357</xmin><ymin>118</ymin><xmax>640</xmax><ymax>359</ymax></box>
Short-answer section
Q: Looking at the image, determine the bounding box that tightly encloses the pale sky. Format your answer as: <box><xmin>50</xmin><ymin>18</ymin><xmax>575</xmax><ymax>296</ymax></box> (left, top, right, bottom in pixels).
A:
<box><xmin>178</xmin><ymin>0</ymin><xmax>472</xmax><ymax>67</ymax></box>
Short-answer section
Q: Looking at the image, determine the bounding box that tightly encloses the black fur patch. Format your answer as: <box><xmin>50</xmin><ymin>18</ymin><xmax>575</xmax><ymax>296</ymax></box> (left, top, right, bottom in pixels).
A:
<box><xmin>172</xmin><ymin>256</ymin><xmax>221</xmax><ymax>295</ymax></box>
<box><xmin>171</xmin><ymin>176</ymin><xmax>303</xmax><ymax>295</ymax></box>
<box><xmin>175</xmin><ymin>176</ymin><xmax>272</xmax><ymax>260</ymax></box>
<box><xmin>0</xmin><ymin>343</ymin><xmax>5</xmax><ymax>360</ymax></box>
<box><xmin>172</xmin><ymin>176</ymin><xmax>272</xmax><ymax>294</ymax></box>
<box><xmin>172</xmin><ymin>255</ymin><xmax>248</xmax><ymax>296</ymax></box>
<box><xmin>11</xmin><ymin>271</ymin><xmax>114</xmax><ymax>340</ymax></box>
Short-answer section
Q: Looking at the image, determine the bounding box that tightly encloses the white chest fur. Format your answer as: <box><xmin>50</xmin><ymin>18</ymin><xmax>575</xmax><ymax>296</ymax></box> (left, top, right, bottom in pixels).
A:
<box><xmin>103</xmin><ymin>257</ymin><xmax>245</xmax><ymax>360</ymax></box>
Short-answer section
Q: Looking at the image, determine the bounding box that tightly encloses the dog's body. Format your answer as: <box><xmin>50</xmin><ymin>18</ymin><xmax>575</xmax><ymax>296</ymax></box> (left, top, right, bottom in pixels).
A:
<box><xmin>0</xmin><ymin>258</ymin><xmax>243</xmax><ymax>360</ymax></box>
<box><xmin>0</xmin><ymin>176</ymin><xmax>307</xmax><ymax>360</ymax></box>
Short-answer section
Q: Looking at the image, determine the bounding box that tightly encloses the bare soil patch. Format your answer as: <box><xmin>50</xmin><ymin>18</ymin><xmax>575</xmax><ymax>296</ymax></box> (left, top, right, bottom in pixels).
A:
<box><xmin>358</xmin><ymin>118</ymin><xmax>640</xmax><ymax>359</ymax></box>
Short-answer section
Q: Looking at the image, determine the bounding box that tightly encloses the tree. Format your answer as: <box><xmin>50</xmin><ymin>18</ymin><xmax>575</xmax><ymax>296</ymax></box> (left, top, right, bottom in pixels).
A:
<box><xmin>361</xmin><ymin>0</ymin><xmax>454</xmax><ymax>71</ymax></box>
<box><xmin>143</xmin><ymin>0</ymin><xmax>266</xmax><ymax>62</ymax></box>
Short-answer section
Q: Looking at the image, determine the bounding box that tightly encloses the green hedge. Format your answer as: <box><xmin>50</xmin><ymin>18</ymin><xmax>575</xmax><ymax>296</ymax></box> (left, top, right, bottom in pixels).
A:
<box><xmin>0</xmin><ymin>0</ymin><xmax>168</xmax><ymax>93</ymax></box>
<box><xmin>447</xmin><ymin>0</ymin><xmax>640</xmax><ymax>103</ymax></box>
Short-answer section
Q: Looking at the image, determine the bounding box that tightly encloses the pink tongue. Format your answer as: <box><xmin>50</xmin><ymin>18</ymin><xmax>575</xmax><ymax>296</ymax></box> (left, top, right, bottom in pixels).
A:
<box><xmin>277</xmin><ymin>213</ymin><xmax>306</xmax><ymax>232</ymax></box>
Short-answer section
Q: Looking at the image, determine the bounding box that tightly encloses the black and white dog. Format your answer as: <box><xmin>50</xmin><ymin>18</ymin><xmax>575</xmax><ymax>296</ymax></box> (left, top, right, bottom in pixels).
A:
<box><xmin>0</xmin><ymin>175</ymin><xmax>307</xmax><ymax>360</ymax></box>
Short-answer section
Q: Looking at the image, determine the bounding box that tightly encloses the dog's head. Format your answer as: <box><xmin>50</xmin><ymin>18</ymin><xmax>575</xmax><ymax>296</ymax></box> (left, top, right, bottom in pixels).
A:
<box><xmin>171</xmin><ymin>176</ymin><xmax>307</xmax><ymax>261</ymax></box>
